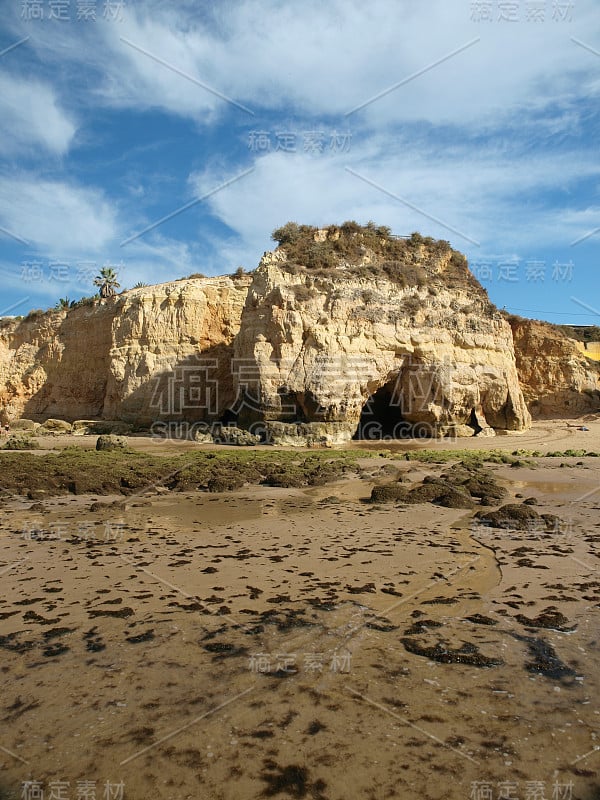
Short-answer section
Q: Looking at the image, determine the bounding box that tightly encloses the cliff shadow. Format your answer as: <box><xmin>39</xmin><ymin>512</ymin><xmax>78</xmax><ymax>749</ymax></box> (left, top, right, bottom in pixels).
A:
<box><xmin>104</xmin><ymin>343</ymin><xmax>240</xmax><ymax>431</ymax></box>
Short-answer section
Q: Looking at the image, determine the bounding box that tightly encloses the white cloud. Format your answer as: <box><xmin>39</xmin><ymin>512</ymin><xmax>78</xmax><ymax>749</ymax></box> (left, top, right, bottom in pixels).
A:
<box><xmin>13</xmin><ymin>0</ymin><xmax>600</xmax><ymax>131</ymax></box>
<box><xmin>131</xmin><ymin>0</ymin><xmax>599</xmax><ymax>129</ymax></box>
<box><xmin>2</xmin><ymin>0</ymin><xmax>598</xmax><ymax>292</ymax></box>
<box><xmin>0</xmin><ymin>74</ymin><xmax>76</xmax><ymax>156</ymax></box>
<box><xmin>0</xmin><ymin>177</ymin><xmax>117</xmax><ymax>254</ymax></box>
<box><xmin>119</xmin><ymin>236</ymin><xmax>199</xmax><ymax>283</ymax></box>
<box><xmin>0</xmin><ymin>231</ymin><xmax>203</xmax><ymax>311</ymax></box>
<box><xmin>189</xmin><ymin>139</ymin><xmax>600</xmax><ymax>257</ymax></box>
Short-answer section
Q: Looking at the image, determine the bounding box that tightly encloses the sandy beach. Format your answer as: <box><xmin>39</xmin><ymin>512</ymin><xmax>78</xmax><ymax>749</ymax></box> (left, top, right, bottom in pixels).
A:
<box><xmin>1</xmin><ymin>418</ymin><xmax>599</xmax><ymax>800</ymax></box>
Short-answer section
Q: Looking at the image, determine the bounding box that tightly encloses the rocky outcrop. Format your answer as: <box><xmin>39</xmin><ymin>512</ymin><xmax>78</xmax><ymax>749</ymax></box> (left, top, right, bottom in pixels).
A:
<box><xmin>2</xmin><ymin>228</ymin><xmax>571</xmax><ymax>441</ymax></box>
<box><xmin>232</xmin><ymin>250</ymin><xmax>530</xmax><ymax>438</ymax></box>
<box><xmin>102</xmin><ymin>276</ymin><xmax>250</xmax><ymax>423</ymax></box>
<box><xmin>95</xmin><ymin>434</ymin><xmax>128</xmax><ymax>452</ymax></box>
<box><xmin>0</xmin><ymin>303</ymin><xmax>114</xmax><ymax>421</ymax></box>
<box><xmin>0</xmin><ymin>276</ymin><xmax>249</xmax><ymax>426</ymax></box>
<box><xmin>509</xmin><ymin>317</ymin><xmax>600</xmax><ymax>418</ymax></box>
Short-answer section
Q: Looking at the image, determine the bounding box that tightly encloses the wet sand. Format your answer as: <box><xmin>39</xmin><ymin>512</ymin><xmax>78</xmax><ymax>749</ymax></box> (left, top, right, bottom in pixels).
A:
<box><xmin>1</xmin><ymin>418</ymin><xmax>600</xmax><ymax>799</ymax></box>
<box><xmin>15</xmin><ymin>414</ymin><xmax>600</xmax><ymax>456</ymax></box>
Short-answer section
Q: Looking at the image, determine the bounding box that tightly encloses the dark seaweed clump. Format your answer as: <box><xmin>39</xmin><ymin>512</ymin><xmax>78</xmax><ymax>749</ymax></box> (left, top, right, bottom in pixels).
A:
<box><xmin>260</xmin><ymin>760</ymin><xmax>327</xmax><ymax>799</ymax></box>
<box><xmin>478</xmin><ymin>504</ymin><xmax>562</xmax><ymax>532</ymax></box>
<box><xmin>369</xmin><ymin>463</ymin><xmax>506</xmax><ymax>509</ymax></box>
<box><xmin>401</xmin><ymin>637</ymin><xmax>503</xmax><ymax>667</ymax></box>
<box><xmin>510</xmin><ymin>632</ymin><xmax>578</xmax><ymax>681</ymax></box>
<box><xmin>514</xmin><ymin>607</ymin><xmax>576</xmax><ymax>633</ymax></box>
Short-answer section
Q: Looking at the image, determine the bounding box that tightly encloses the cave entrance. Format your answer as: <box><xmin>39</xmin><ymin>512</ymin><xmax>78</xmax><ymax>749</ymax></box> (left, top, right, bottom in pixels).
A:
<box><xmin>468</xmin><ymin>408</ymin><xmax>483</xmax><ymax>435</ymax></box>
<box><xmin>220</xmin><ymin>407</ymin><xmax>238</xmax><ymax>426</ymax></box>
<box><xmin>353</xmin><ymin>379</ymin><xmax>410</xmax><ymax>440</ymax></box>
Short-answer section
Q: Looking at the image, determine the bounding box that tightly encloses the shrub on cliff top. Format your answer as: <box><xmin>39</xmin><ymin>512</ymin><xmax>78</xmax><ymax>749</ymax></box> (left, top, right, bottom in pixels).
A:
<box><xmin>24</xmin><ymin>309</ymin><xmax>47</xmax><ymax>322</ymax></box>
<box><xmin>270</xmin><ymin>222</ymin><xmax>482</xmax><ymax>294</ymax></box>
<box><xmin>70</xmin><ymin>295</ymin><xmax>98</xmax><ymax>309</ymax></box>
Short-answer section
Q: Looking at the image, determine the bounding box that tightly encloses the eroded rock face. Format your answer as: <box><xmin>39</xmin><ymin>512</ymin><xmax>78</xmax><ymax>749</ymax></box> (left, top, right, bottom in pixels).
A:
<box><xmin>102</xmin><ymin>277</ymin><xmax>249</xmax><ymax>424</ymax></box>
<box><xmin>0</xmin><ymin>276</ymin><xmax>249</xmax><ymax>426</ymax></box>
<box><xmin>0</xmin><ymin>242</ymin><xmax>561</xmax><ymax>440</ymax></box>
<box><xmin>232</xmin><ymin>254</ymin><xmax>530</xmax><ymax>438</ymax></box>
<box><xmin>509</xmin><ymin>317</ymin><xmax>600</xmax><ymax>418</ymax></box>
<box><xmin>0</xmin><ymin>304</ymin><xmax>114</xmax><ymax>421</ymax></box>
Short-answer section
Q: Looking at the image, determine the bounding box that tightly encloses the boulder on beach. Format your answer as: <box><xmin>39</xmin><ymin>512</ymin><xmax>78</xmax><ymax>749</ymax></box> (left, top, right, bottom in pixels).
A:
<box><xmin>39</xmin><ymin>418</ymin><xmax>73</xmax><ymax>435</ymax></box>
<box><xmin>477</xmin><ymin>503</ymin><xmax>562</xmax><ymax>531</ymax></box>
<box><xmin>95</xmin><ymin>434</ymin><xmax>128</xmax><ymax>452</ymax></box>
<box><xmin>212</xmin><ymin>425</ymin><xmax>260</xmax><ymax>446</ymax></box>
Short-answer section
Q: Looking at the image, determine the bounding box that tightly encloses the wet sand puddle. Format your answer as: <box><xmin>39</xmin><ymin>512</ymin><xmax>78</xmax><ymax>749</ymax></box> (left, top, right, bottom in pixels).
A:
<box><xmin>1</xmin><ymin>470</ymin><xmax>600</xmax><ymax>799</ymax></box>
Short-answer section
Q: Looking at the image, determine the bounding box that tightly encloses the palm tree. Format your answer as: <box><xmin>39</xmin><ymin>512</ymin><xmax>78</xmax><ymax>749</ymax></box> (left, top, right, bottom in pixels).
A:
<box><xmin>94</xmin><ymin>267</ymin><xmax>120</xmax><ymax>299</ymax></box>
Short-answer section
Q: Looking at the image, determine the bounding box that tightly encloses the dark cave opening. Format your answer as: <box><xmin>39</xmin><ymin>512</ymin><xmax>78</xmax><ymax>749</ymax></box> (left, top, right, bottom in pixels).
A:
<box><xmin>353</xmin><ymin>381</ymin><xmax>411</xmax><ymax>440</ymax></box>
<box><xmin>221</xmin><ymin>407</ymin><xmax>238</xmax><ymax>426</ymax></box>
<box><xmin>468</xmin><ymin>408</ymin><xmax>483</xmax><ymax>435</ymax></box>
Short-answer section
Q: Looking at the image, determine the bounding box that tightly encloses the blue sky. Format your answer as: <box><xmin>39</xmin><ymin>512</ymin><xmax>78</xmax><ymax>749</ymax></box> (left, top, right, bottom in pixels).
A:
<box><xmin>0</xmin><ymin>0</ymin><xmax>598</xmax><ymax>324</ymax></box>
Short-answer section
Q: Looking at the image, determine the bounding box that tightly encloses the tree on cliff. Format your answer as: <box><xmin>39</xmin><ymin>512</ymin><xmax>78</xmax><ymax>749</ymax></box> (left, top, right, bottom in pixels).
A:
<box><xmin>94</xmin><ymin>267</ymin><xmax>120</xmax><ymax>299</ymax></box>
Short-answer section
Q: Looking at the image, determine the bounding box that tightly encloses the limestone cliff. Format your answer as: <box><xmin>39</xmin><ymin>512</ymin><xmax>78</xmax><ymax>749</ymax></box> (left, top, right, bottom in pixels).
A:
<box><xmin>8</xmin><ymin>225</ymin><xmax>594</xmax><ymax>440</ymax></box>
<box><xmin>0</xmin><ymin>275</ymin><xmax>249</xmax><ymax>425</ymax></box>
<box><xmin>102</xmin><ymin>276</ymin><xmax>250</xmax><ymax>423</ymax></box>
<box><xmin>0</xmin><ymin>303</ymin><xmax>114</xmax><ymax>421</ymax></box>
<box><xmin>508</xmin><ymin>316</ymin><xmax>600</xmax><ymax>418</ymax></box>
<box><xmin>231</xmin><ymin>246</ymin><xmax>530</xmax><ymax>439</ymax></box>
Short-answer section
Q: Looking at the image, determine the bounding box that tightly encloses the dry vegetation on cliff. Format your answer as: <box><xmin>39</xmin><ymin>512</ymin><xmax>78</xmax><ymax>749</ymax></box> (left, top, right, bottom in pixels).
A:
<box><xmin>271</xmin><ymin>221</ymin><xmax>486</xmax><ymax>295</ymax></box>
<box><xmin>558</xmin><ymin>324</ymin><xmax>600</xmax><ymax>343</ymax></box>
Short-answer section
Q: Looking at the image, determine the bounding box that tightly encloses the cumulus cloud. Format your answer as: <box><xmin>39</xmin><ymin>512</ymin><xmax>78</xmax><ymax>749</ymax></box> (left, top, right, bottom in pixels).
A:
<box><xmin>113</xmin><ymin>0</ymin><xmax>600</xmax><ymax>130</ymax></box>
<box><xmin>120</xmin><ymin>236</ymin><xmax>198</xmax><ymax>284</ymax></box>
<box><xmin>2</xmin><ymin>0</ymin><xmax>598</xmax><ymax>301</ymax></box>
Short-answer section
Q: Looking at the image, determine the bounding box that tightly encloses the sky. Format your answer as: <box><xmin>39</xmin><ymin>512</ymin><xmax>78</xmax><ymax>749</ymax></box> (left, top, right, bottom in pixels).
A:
<box><xmin>0</xmin><ymin>0</ymin><xmax>598</xmax><ymax>324</ymax></box>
